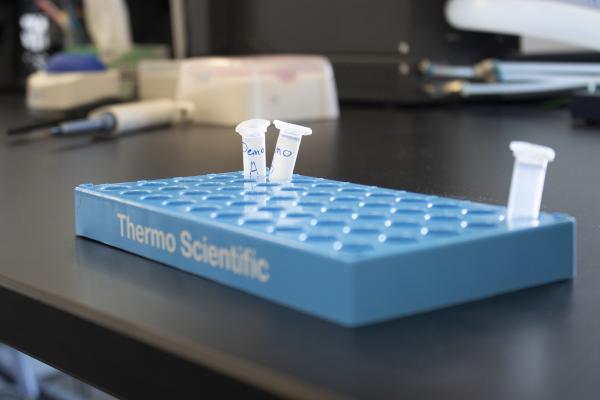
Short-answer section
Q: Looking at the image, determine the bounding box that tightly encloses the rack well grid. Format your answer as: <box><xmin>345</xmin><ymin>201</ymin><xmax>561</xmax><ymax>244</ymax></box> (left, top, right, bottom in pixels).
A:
<box><xmin>75</xmin><ymin>172</ymin><xmax>575</xmax><ymax>326</ymax></box>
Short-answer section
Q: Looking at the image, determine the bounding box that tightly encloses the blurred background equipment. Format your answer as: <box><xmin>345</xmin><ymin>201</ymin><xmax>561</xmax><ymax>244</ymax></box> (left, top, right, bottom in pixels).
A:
<box><xmin>83</xmin><ymin>0</ymin><xmax>132</xmax><ymax>62</ymax></box>
<box><xmin>181</xmin><ymin>0</ymin><xmax>519</xmax><ymax>103</ymax></box>
<box><xmin>0</xmin><ymin>345</ymin><xmax>115</xmax><ymax>400</ymax></box>
<box><xmin>11</xmin><ymin>0</ymin><xmax>171</xmax><ymax>137</ymax></box>
<box><xmin>570</xmin><ymin>88</ymin><xmax>600</xmax><ymax>123</ymax></box>
<box><xmin>26</xmin><ymin>53</ymin><xmax>120</xmax><ymax>110</ymax></box>
<box><xmin>137</xmin><ymin>59</ymin><xmax>180</xmax><ymax>100</ymax></box>
<box><xmin>49</xmin><ymin>98</ymin><xmax>194</xmax><ymax>136</ymax></box>
<box><xmin>10</xmin><ymin>0</ymin><xmax>600</xmax><ymax>106</ymax></box>
<box><xmin>0</xmin><ymin>1</ymin><xmax>20</xmax><ymax>90</ymax></box>
<box><xmin>421</xmin><ymin>59</ymin><xmax>600</xmax><ymax>98</ymax></box>
<box><xmin>14</xmin><ymin>0</ymin><xmax>340</xmax><ymax>135</ymax></box>
<box><xmin>432</xmin><ymin>0</ymin><xmax>600</xmax><ymax>100</ymax></box>
<box><xmin>446</xmin><ymin>0</ymin><xmax>600</xmax><ymax>52</ymax></box>
<box><xmin>174</xmin><ymin>56</ymin><xmax>339</xmax><ymax>125</ymax></box>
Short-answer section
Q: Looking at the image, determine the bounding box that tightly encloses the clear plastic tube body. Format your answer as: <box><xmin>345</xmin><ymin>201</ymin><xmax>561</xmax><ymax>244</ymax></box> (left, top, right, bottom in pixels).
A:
<box><xmin>241</xmin><ymin>134</ymin><xmax>267</xmax><ymax>177</ymax></box>
<box><xmin>235</xmin><ymin>119</ymin><xmax>270</xmax><ymax>178</ymax></box>
<box><xmin>507</xmin><ymin>161</ymin><xmax>547</xmax><ymax>221</ymax></box>
<box><xmin>269</xmin><ymin>120</ymin><xmax>312</xmax><ymax>181</ymax></box>
<box><xmin>269</xmin><ymin>133</ymin><xmax>301</xmax><ymax>181</ymax></box>
<box><xmin>507</xmin><ymin>141</ymin><xmax>555</xmax><ymax>222</ymax></box>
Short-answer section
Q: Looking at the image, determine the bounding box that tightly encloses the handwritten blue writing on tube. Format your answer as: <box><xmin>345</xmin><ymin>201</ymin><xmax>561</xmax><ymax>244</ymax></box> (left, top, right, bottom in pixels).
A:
<box><xmin>275</xmin><ymin>147</ymin><xmax>293</xmax><ymax>157</ymax></box>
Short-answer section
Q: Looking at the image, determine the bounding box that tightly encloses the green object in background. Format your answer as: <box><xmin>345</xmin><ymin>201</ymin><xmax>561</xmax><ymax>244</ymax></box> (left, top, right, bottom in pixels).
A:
<box><xmin>64</xmin><ymin>44</ymin><xmax>170</xmax><ymax>100</ymax></box>
<box><xmin>64</xmin><ymin>44</ymin><xmax>169</xmax><ymax>67</ymax></box>
<box><xmin>107</xmin><ymin>45</ymin><xmax>169</xmax><ymax>68</ymax></box>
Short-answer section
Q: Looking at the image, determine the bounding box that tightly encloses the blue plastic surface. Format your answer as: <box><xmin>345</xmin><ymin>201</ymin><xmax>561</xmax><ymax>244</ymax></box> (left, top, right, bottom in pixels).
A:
<box><xmin>46</xmin><ymin>53</ymin><xmax>106</xmax><ymax>73</ymax></box>
<box><xmin>74</xmin><ymin>172</ymin><xmax>575</xmax><ymax>327</ymax></box>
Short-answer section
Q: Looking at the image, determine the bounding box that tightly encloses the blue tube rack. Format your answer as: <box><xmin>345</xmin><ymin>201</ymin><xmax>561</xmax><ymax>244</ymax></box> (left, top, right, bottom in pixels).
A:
<box><xmin>74</xmin><ymin>172</ymin><xmax>575</xmax><ymax>327</ymax></box>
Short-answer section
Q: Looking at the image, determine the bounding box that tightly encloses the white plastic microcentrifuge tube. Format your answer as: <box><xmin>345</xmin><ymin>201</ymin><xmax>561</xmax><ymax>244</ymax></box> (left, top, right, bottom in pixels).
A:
<box><xmin>235</xmin><ymin>119</ymin><xmax>270</xmax><ymax>177</ymax></box>
<box><xmin>269</xmin><ymin>120</ymin><xmax>312</xmax><ymax>181</ymax></box>
<box><xmin>507</xmin><ymin>141</ymin><xmax>556</xmax><ymax>222</ymax></box>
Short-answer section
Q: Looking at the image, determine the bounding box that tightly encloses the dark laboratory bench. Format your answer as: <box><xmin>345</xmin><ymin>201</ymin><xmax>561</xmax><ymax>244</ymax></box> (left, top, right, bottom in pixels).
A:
<box><xmin>1</xmin><ymin>93</ymin><xmax>599</xmax><ymax>399</ymax></box>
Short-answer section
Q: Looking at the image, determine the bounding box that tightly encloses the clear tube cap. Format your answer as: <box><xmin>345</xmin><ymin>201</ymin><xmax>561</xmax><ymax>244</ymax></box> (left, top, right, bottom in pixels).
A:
<box><xmin>510</xmin><ymin>141</ymin><xmax>556</xmax><ymax>166</ymax></box>
<box><xmin>273</xmin><ymin>120</ymin><xmax>312</xmax><ymax>137</ymax></box>
<box><xmin>235</xmin><ymin>119</ymin><xmax>270</xmax><ymax>138</ymax></box>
